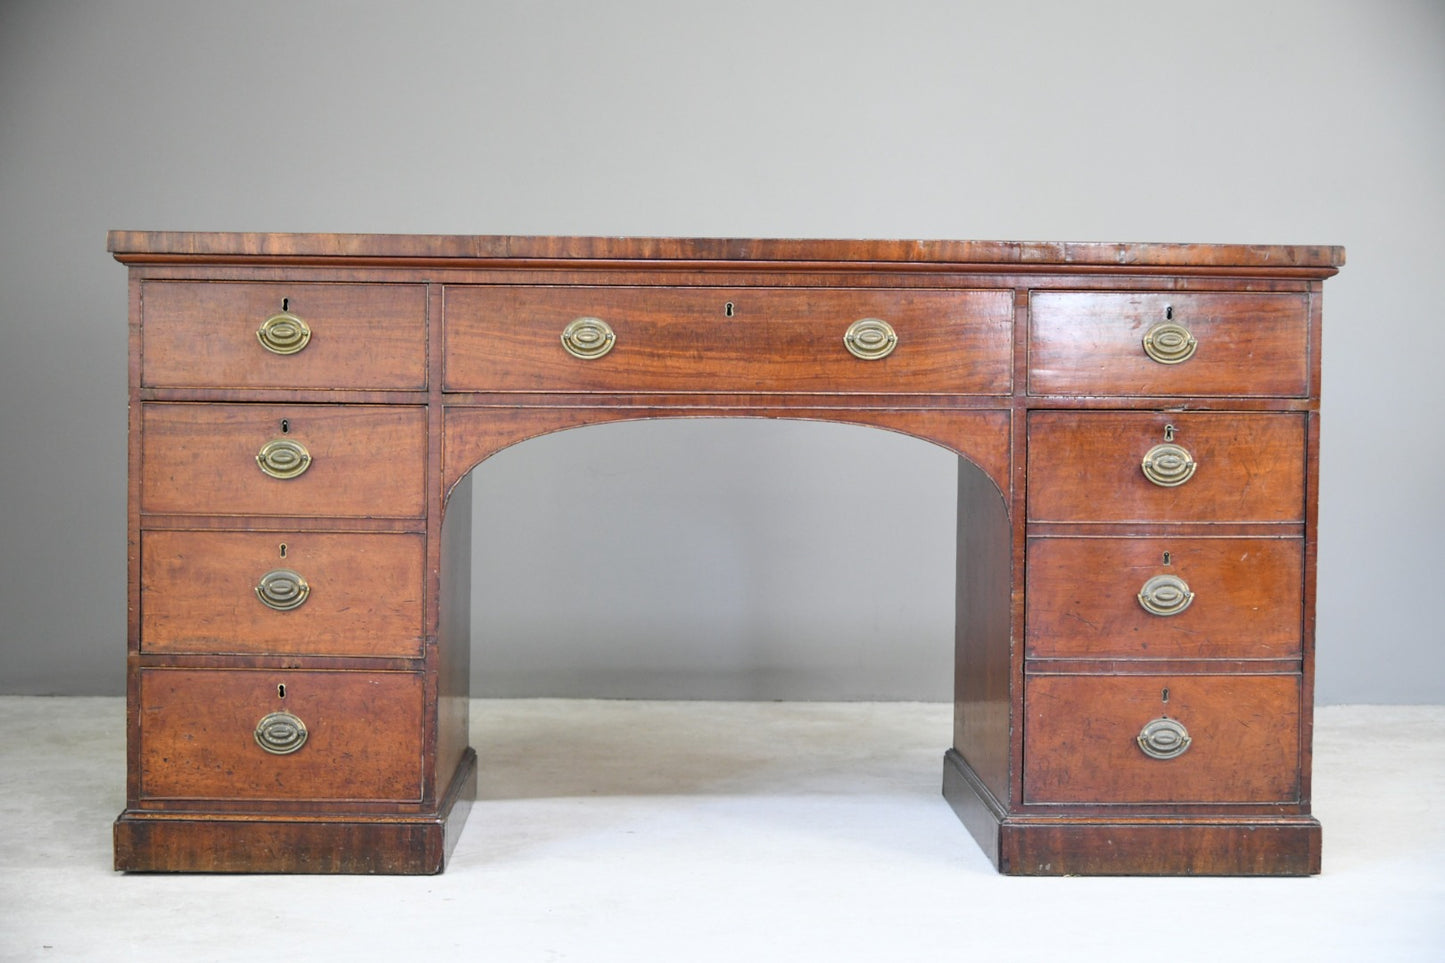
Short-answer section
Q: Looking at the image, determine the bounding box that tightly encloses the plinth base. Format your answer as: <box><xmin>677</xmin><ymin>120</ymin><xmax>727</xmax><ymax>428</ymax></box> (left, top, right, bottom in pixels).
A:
<box><xmin>115</xmin><ymin>748</ymin><xmax>476</xmax><ymax>874</ymax></box>
<box><xmin>942</xmin><ymin>749</ymin><xmax>1321</xmax><ymax>876</ymax></box>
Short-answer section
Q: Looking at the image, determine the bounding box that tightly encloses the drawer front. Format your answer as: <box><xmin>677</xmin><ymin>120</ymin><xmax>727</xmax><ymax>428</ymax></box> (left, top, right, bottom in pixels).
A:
<box><xmin>1024</xmin><ymin>674</ymin><xmax>1300</xmax><ymax>804</ymax></box>
<box><xmin>140</xmin><ymin>404</ymin><xmax>427</xmax><ymax>517</ymax></box>
<box><xmin>141</xmin><ymin>281</ymin><xmax>427</xmax><ymax>390</ymax></box>
<box><xmin>1028</xmin><ymin>291</ymin><xmax>1309</xmax><ymax>397</ymax></box>
<box><xmin>1026</xmin><ymin>537</ymin><xmax>1303</xmax><ymax>660</ymax></box>
<box><xmin>140</xmin><ymin>531</ymin><xmax>425</xmax><ymax>657</ymax></box>
<box><xmin>443</xmin><ymin>286</ymin><xmax>1013</xmax><ymax>394</ymax></box>
<box><xmin>1027</xmin><ymin>411</ymin><xmax>1306</xmax><ymax>523</ymax></box>
<box><xmin>137</xmin><ymin>669</ymin><xmax>425</xmax><ymax>802</ymax></box>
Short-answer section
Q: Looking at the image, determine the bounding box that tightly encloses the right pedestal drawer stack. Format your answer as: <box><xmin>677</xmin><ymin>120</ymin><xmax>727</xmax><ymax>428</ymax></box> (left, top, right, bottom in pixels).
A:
<box><xmin>1023</xmin><ymin>290</ymin><xmax>1312</xmax><ymax>812</ymax></box>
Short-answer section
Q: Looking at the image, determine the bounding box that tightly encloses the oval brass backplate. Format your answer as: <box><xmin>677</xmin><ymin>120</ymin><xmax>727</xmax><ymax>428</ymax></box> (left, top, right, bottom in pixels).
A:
<box><xmin>257</xmin><ymin>311</ymin><xmax>311</xmax><ymax>355</ymax></box>
<box><xmin>1137</xmin><ymin>717</ymin><xmax>1191</xmax><ymax>760</ymax></box>
<box><xmin>561</xmin><ymin>317</ymin><xmax>616</xmax><ymax>359</ymax></box>
<box><xmin>1142</xmin><ymin>321</ymin><xmax>1197</xmax><ymax>364</ymax></box>
<box><xmin>1138</xmin><ymin>573</ymin><xmax>1194</xmax><ymax>616</ymax></box>
<box><xmin>1141</xmin><ymin>442</ymin><xmax>1196</xmax><ymax>487</ymax></box>
<box><xmin>843</xmin><ymin>318</ymin><xmax>897</xmax><ymax>360</ymax></box>
<box><xmin>255</xmin><ymin>568</ymin><xmax>309</xmax><ymax>611</ymax></box>
<box><xmin>256</xmin><ymin>438</ymin><xmax>312</xmax><ymax>479</ymax></box>
<box><xmin>254</xmin><ymin>710</ymin><xmax>308</xmax><ymax>755</ymax></box>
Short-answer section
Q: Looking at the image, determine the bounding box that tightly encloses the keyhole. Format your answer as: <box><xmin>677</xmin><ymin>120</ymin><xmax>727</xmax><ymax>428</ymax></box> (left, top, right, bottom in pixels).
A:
<box><xmin>724</xmin><ymin>302</ymin><xmax>735</xmax><ymax>318</ymax></box>
<box><xmin>1164</xmin><ymin>304</ymin><xmax>1174</xmax><ymax>321</ymax></box>
<box><xmin>282</xmin><ymin>298</ymin><xmax>290</xmax><ymax>312</ymax></box>
<box><xmin>1163</xmin><ymin>423</ymin><xmax>1176</xmax><ymax>442</ymax></box>
<box><xmin>279</xmin><ymin>543</ymin><xmax>288</xmax><ymax>559</ymax></box>
<box><xmin>1161</xmin><ymin>687</ymin><xmax>1170</xmax><ymax>704</ymax></box>
<box><xmin>280</xmin><ymin>419</ymin><xmax>290</xmax><ymax>434</ymax></box>
<box><xmin>1163</xmin><ymin>551</ymin><xmax>1172</xmax><ymax>566</ymax></box>
<box><xmin>277</xmin><ymin>684</ymin><xmax>287</xmax><ymax>699</ymax></box>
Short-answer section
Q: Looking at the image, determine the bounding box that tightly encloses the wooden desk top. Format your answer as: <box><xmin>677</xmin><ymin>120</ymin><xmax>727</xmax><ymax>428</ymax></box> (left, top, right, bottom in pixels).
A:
<box><xmin>108</xmin><ymin>232</ymin><xmax>1345</xmax><ymax>274</ymax></box>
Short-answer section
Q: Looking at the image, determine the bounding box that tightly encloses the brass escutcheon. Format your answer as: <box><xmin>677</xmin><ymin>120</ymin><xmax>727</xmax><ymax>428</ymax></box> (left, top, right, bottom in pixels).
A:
<box><xmin>254</xmin><ymin>710</ymin><xmax>308</xmax><ymax>755</ymax></box>
<box><xmin>255</xmin><ymin>569</ymin><xmax>309</xmax><ymax>611</ymax></box>
<box><xmin>843</xmin><ymin>318</ymin><xmax>897</xmax><ymax>360</ymax></box>
<box><xmin>1138</xmin><ymin>573</ymin><xmax>1194</xmax><ymax>616</ymax></box>
<box><xmin>1141</xmin><ymin>442</ymin><xmax>1196</xmax><ymax>487</ymax></box>
<box><xmin>256</xmin><ymin>438</ymin><xmax>311</xmax><ymax>479</ymax></box>
<box><xmin>1142</xmin><ymin>321</ymin><xmax>1197</xmax><ymax>364</ymax></box>
<box><xmin>561</xmin><ymin>317</ymin><xmax>616</xmax><ymax>359</ymax></box>
<box><xmin>257</xmin><ymin>311</ymin><xmax>311</xmax><ymax>355</ymax></box>
<box><xmin>1137</xmin><ymin>717</ymin><xmax>1191</xmax><ymax>760</ymax></box>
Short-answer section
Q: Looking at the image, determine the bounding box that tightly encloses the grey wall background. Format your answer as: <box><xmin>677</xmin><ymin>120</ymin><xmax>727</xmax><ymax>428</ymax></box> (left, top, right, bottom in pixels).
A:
<box><xmin>1</xmin><ymin>0</ymin><xmax>1441</xmax><ymax>703</ymax></box>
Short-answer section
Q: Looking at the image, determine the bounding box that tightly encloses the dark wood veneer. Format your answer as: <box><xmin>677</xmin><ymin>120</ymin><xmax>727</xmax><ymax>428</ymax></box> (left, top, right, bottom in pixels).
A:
<box><xmin>139</xmin><ymin>530</ymin><xmax>426</xmax><ymax>657</ymax></box>
<box><xmin>1024</xmin><ymin>536</ymin><xmax>1304</xmax><ymax>660</ymax></box>
<box><xmin>112</xmin><ymin>233</ymin><xmax>1340</xmax><ymax>876</ymax></box>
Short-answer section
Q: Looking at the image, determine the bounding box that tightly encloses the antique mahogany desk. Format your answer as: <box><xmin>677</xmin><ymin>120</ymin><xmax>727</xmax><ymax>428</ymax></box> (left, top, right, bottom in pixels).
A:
<box><xmin>110</xmin><ymin>232</ymin><xmax>1343</xmax><ymax>875</ymax></box>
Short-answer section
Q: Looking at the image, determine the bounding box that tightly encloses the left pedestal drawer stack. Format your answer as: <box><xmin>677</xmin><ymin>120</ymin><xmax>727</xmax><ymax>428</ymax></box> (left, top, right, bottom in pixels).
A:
<box><xmin>117</xmin><ymin>278</ymin><xmax>444</xmax><ymax>873</ymax></box>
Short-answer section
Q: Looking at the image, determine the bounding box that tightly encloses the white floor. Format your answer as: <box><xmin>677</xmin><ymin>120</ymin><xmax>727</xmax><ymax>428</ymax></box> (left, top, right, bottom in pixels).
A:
<box><xmin>1</xmin><ymin>699</ymin><xmax>1442</xmax><ymax>962</ymax></box>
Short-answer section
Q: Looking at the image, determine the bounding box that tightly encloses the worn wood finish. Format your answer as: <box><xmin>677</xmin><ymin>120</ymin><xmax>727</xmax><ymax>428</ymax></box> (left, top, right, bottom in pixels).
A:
<box><xmin>140</xmin><ymin>404</ymin><xmax>427</xmax><ymax>517</ymax></box>
<box><xmin>140</xmin><ymin>281</ymin><xmax>427</xmax><ymax>390</ymax></box>
<box><xmin>113</xmin><ymin>232</ymin><xmax>1340</xmax><ymax>877</ymax></box>
<box><xmin>114</xmin><ymin>749</ymin><xmax>476</xmax><ymax>874</ymax></box>
<box><xmin>1026</xmin><ymin>411</ymin><xmax>1307</xmax><ymax>523</ymax></box>
<box><xmin>1025</xmin><ymin>536</ymin><xmax>1303</xmax><ymax>660</ymax></box>
<box><xmin>136</xmin><ymin>669</ymin><xmax>425</xmax><ymax>802</ymax></box>
<box><xmin>1023</xmin><ymin>673</ymin><xmax>1301</xmax><ymax>804</ymax></box>
<box><xmin>443</xmin><ymin>406</ymin><xmax>1014</xmax><ymax>502</ymax></box>
<box><xmin>443</xmin><ymin>286</ymin><xmax>1013</xmax><ymax>394</ymax></box>
<box><xmin>108</xmin><ymin>231</ymin><xmax>1345</xmax><ymax>271</ymax></box>
<box><xmin>434</xmin><ymin>475</ymin><xmax>473</xmax><ymax>806</ymax></box>
<box><xmin>952</xmin><ymin>459</ymin><xmax>1014</xmax><ymax>806</ymax></box>
<box><xmin>996</xmin><ymin>817</ymin><xmax>1321</xmax><ymax>876</ymax></box>
<box><xmin>139</xmin><ymin>531</ymin><xmax>425</xmax><ymax>657</ymax></box>
<box><xmin>1028</xmin><ymin>291</ymin><xmax>1310</xmax><ymax>397</ymax></box>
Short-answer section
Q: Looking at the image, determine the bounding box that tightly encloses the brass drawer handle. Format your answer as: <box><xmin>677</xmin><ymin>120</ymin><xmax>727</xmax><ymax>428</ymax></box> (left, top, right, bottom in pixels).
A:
<box><xmin>255</xmin><ymin>568</ymin><xmax>309</xmax><ymax>611</ymax></box>
<box><xmin>257</xmin><ymin>311</ymin><xmax>311</xmax><ymax>355</ymax></box>
<box><xmin>1142</xmin><ymin>321</ymin><xmax>1196</xmax><ymax>364</ymax></box>
<box><xmin>1137</xmin><ymin>717</ymin><xmax>1191</xmax><ymax>760</ymax></box>
<box><xmin>844</xmin><ymin>318</ymin><xmax>897</xmax><ymax>360</ymax></box>
<box><xmin>256</xmin><ymin>438</ymin><xmax>312</xmax><ymax>479</ymax></box>
<box><xmin>1141</xmin><ymin>442</ymin><xmax>1196</xmax><ymax>487</ymax></box>
<box><xmin>1138</xmin><ymin>573</ymin><xmax>1194</xmax><ymax>616</ymax></box>
<box><xmin>254</xmin><ymin>710</ymin><xmax>308</xmax><ymax>755</ymax></box>
<box><xmin>561</xmin><ymin>317</ymin><xmax>616</xmax><ymax>359</ymax></box>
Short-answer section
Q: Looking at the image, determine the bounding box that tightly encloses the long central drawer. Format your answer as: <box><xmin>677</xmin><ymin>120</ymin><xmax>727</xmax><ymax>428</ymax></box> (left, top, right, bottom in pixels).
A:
<box><xmin>442</xmin><ymin>286</ymin><xmax>1014</xmax><ymax>394</ymax></box>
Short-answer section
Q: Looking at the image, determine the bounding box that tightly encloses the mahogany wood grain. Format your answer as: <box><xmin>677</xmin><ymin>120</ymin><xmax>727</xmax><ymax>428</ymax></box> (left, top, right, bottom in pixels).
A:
<box><xmin>953</xmin><ymin>460</ymin><xmax>1014</xmax><ymax>804</ymax></box>
<box><xmin>435</xmin><ymin>477</ymin><xmax>473</xmax><ymax>805</ymax></box>
<box><xmin>996</xmin><ymin>817</ymin><xmax>1320</xmax><ymax>876</ymax></box>
<box><xmin>1028</xmin><ymin>291</ymin><xmax>1310</xmax><ymax>397</ymax></box>
<box><xmin>1026</xmin><ymin>411</ymin><xmax>1306</xmax><ymax>523</ymax></box>
<box><xmin>1025</xmin><ymin>536</ymin><xmax>1303</xmax><ymax>660</ymax></box>
<box><xmin>443</xmin><ymin>406</ymin><xmax>1013</xmax><ymax>500</ymax></box>
<box><xmin>443</xmin><ymin>285</ymin><xmax>1013</xmax><ymax>394</ymax></box>
<box><xmin>1299</xmin><ymin>409</ymin><xmax>1323</xmax><ymax>811</ymax></box>
<box><xmin>136</xmin><ymin>668</ymin><xmax>424</xmax><ymax>802</ymax></box>
<box><xmin>114</xmin><ymin>749</ymin><xmax>476</xmax><ymax>874</ymax></box>
<box><xmin>1023</xmin><ymin>673</ymin><xmax>1300</xmax><ymax>804</ymax></box>
<box><xmin>113</xmin><ymin>232</ymin><xmax>1339</xmax><ymax>877</ymax></box>
<box><xmin>140</xmin><ymin>404</ymin><xmax>427</xmax><ymax>517</ymax></box>
<box><xmin>108</xmin><ymin>231</ymin><xmax>1346</xmax><ymax>272</ymax></box>
<box><xmin>141</xmin><ymin>281</ymin><xmax>427</xmax><ymax>390</ymax></box>
<box><xmin>139</xmin><ymin>531</ymin><xmax>425</xmax><ymax>657</ymax></box>
<box><xmin>116</xmin><ymin>814</ymin><xmax>449</xmax><ymax>875</ymax></box>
